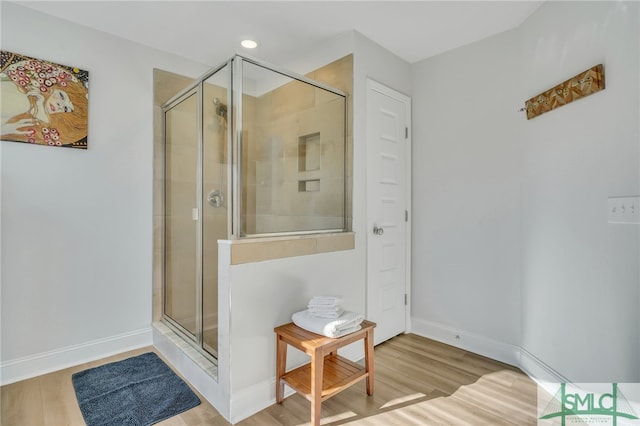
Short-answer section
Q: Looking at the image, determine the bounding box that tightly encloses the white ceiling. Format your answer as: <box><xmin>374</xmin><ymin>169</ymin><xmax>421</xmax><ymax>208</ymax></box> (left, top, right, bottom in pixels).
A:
<box><xmin>14</xmin><ymin>1</ymin><xmax>542</xmax><ymax>66</ymax></box>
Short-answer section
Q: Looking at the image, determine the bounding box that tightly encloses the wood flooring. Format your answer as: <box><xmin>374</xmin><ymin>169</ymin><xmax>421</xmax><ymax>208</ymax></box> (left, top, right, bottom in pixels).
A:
<box><xmin>1</xmin><ymin>333</ymin><xmax>538</xmax><ymax>425</ymax></box>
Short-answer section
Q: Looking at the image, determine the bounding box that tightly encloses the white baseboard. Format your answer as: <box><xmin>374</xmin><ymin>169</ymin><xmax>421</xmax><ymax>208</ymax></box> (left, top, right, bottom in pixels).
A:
<box><xmin>411</xmin><ymin>317</ymin><xmax>520</xmax><ymax>367</ymax></box>
<box><xmin>0</xmin><ymin>327</ymin><xmax>153</xmax><ymax>385</ymax></box>
<box><xmin>519</xmin><ymin>346</ymin><xmax>569</xmax><ymax>385</ymax></box>
<box><xmin>411</xmin><ymin>317</ymin><xmax>570</xmax><ymax>389</ymax></box>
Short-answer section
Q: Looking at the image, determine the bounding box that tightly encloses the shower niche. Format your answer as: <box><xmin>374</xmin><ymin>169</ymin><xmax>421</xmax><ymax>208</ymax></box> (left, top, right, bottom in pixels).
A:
<box><xmin>159</xmin><ymin>55</ymin><xmax>348</xmax><ymax>364</ymax></box>
<box><xmin>298</xmin><ymin>132</ymin><xmax>321</xmax><ymax>192</ymax></box>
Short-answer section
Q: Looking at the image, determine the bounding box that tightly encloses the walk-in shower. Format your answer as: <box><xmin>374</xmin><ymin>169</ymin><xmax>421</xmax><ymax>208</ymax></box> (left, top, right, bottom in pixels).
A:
<box><xmin>159</xmin><ymin>55</ymin><xmax>348</xmax><ymax>362</ymax></box>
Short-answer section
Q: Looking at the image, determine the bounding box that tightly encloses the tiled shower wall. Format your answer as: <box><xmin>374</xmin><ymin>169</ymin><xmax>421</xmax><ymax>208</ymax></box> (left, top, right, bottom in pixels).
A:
<box><xmin>244</xmin><ymin>55</ymin><xmax>353</xmax><ymax>234</ymax></box>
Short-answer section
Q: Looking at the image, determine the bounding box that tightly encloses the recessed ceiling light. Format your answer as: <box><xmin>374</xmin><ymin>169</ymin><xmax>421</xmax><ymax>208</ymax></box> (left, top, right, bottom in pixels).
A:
<box><xmin>241</xmin><ymin>39</ymin><xmax>258</xmax><ymax>49</ymax></box>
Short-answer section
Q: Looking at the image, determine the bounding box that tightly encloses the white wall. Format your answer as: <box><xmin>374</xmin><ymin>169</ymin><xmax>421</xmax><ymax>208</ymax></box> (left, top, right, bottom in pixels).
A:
<box><xmin>412</xmin><ymin>1</ymin><xmax>639</xmax><ymax>382</ymax></box>
<box><xmin>518</xmin><ymin>1</ymin><xmax>639</xmax><ymax>383</ymax></box>
<box><xmin>411</xmin><ymin>27</ymin><xmax>523</xmax><ymax>357</ymax></box>
<box><xmin>225</xmin><ymin>249</ymin><xmax>364</xmax><ymax>421</ymax></box>
<box><xmin>0</xmin><ymin>3</ymin><xmax>209</xmax><ymax>383</ymax></box>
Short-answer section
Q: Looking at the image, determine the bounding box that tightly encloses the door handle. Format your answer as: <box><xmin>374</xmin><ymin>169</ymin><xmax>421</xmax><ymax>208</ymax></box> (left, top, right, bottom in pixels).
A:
<box><xmin>373</xmin><ymin>225</ymin><xmax>384</xmax><ymax>236</ymax></box>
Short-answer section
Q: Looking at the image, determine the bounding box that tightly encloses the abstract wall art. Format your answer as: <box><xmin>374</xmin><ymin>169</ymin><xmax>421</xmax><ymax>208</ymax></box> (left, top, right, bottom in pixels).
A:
<box><xmin>1</xmin><ymin>50</ymin><xmax>89</xmax><ymax>149</ymax></box>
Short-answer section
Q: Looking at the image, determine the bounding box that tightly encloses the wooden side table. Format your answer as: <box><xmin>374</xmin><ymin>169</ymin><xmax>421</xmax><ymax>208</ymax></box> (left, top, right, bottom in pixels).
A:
<box><xmin>274</xmin><ymin>320</ymin><xmax>376</xmax><ymax>426</ymax></box>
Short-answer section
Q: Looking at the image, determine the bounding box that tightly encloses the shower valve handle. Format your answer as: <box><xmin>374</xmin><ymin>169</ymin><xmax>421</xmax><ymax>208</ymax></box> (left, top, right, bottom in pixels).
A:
<box><xmin>207</xmin><ymin>190</ymin><xmax>224</xmax><ymax>208</ymax></box>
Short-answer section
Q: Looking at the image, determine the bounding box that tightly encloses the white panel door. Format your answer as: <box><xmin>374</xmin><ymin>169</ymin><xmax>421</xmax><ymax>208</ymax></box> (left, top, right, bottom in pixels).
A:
<box><xmin>366</xmin><ymin>79</ymin><xmax>411</xmax><ymax>345</ymax></box>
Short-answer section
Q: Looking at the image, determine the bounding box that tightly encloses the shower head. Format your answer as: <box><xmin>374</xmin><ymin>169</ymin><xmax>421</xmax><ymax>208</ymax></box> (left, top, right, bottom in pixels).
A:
<box><xmin>213</xmin><ymin>97</ymin><xmax>227</xmax><ymax>119</ymax></box>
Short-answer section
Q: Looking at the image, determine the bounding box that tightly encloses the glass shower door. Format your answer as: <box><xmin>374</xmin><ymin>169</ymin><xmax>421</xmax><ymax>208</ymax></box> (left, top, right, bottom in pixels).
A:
<box><xmin>163</xmin><ymin>63</ymin><xmax>228</xmax><ymax>361</ymax></box>
<box><xmin>164</xmin><ymin>90</ymin><xmax>199</xmax><ymax>339</ymax></box>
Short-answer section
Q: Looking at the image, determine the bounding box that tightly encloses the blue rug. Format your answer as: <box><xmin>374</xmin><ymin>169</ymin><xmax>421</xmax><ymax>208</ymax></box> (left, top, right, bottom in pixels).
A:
<box><xmin>72</xmin><ymin>352</ymin><xmax>201</xmax><ymax>426</ymax></box>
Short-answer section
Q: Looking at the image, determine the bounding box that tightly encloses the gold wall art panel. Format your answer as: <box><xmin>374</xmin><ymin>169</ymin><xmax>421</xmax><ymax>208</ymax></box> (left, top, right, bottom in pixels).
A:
<box><xmin>524</xmin><ymin>64</ymin><xmax>604</xmax><ymax>120</ymax></box>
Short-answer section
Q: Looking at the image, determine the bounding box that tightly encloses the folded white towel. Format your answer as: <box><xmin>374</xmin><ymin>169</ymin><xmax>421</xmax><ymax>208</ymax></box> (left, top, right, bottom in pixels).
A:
<box><xmin>308</xmin><ymin>305</ymin><xmax>343</xmax><ymax>312</ymax></box>
<box><xmin>308</xmin><ymin>309</ymin><xmax>344</xmax><ymax>319</ymax></box>
<box><xmin>308</xmin><ymin>296</ymin><xmax>343</xmax><ymax>306</ymax></box>
<box><xmin>292</xmin><ymin>309</ymin><xmax>364</xmax><ymax>338</ymax></box>
<box><xmin>308</xmin><ymin>304</ymin><xmax>344</xmax><ymax>319</ymax></box>
<box><xmin>333</xmin><ymin>324</ymin><xmax>362</xmax><ymax>337</ymax></box>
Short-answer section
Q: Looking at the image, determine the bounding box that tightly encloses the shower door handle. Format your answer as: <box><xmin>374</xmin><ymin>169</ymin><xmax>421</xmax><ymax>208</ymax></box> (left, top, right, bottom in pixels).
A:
<box><xmin>373</xmin><ymin>225</ymin><xmax>384</xmax><ymax>236</ymax></box>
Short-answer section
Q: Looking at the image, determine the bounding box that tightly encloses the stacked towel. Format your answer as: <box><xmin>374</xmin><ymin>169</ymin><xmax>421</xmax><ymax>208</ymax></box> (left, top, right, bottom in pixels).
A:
<box><xmin>292</xmin><ymin>309</ymin><xmax>364</xmax><ymax>338</ymax></box>
<box><xmin>307</xmin><ymin>305</ymin><xmax>344</xmax><ymax>319</ymax></box>
<box><xmin>308</xmin><ymin>295</ymin><xmax>344</xmax><ymax>319</ymax></box>
<box><xmin>308</xmin><ymin>296</ymin><xmax>343</xmax><ymax>306</ymax></box>
<box><xmin>293</xmin><ymin>296</ymin><xmax>364</xmax><ymax>338</ymax></box>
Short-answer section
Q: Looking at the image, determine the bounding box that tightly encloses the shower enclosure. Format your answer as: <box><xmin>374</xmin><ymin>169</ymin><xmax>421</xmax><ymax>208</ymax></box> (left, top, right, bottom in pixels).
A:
<box><xmin>160</xmin><ymin>55</ymin><xmax>347</xmax><ymax>362</ymax></box>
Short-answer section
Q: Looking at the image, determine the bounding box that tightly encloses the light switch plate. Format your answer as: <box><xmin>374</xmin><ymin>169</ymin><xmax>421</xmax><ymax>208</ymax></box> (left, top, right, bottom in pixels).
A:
<box><xmin>607</xmin><ymin>196</ymin><xmax>640</xmax><ymax>224</ymax></box>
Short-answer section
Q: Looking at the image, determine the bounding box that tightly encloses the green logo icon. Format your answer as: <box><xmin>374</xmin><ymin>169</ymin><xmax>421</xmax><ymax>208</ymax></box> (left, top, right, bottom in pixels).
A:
<box><xmin>540</xmin><ymin>383</ymin><xmax>639</xmax><ymax>425</ymax></box>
